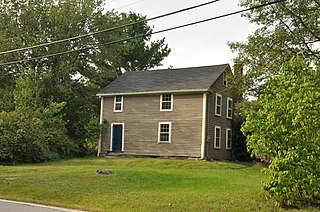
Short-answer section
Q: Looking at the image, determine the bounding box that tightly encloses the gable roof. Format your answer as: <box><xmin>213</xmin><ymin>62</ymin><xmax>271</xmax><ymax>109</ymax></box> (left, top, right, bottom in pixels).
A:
<box><xmin>97</xmin><ymin>64</ymin><xmax>230</xmax><ymax>96</ymax></box>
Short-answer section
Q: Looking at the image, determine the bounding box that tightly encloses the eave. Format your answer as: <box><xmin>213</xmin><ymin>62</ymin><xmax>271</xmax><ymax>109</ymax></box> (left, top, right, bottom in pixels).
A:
<box><xmin>96</xmin><ymin>89</ymin><xmax>209</xmax><ymax>97</ymax></box>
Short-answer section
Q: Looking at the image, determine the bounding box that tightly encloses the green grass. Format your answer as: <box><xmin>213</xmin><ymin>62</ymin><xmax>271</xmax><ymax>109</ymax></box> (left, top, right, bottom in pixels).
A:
<box><xmin>0</xmin><ymin>157</ymin><xmax>315</xmax><ymax>211</ymax></box>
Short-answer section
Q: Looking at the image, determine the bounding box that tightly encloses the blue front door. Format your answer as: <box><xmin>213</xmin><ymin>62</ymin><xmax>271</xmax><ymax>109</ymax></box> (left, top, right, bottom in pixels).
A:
<box><xmin>112</xmin><ymin>124</ymin><xmax>123</xmax><ymax>152</ymax></box>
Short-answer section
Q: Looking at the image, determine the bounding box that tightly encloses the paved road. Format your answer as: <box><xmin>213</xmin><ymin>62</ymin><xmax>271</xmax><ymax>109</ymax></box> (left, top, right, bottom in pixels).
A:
<box><xmin>0</xmin><ymin>199</ymin><xmax>84</xmax><ymax>212</ymax></box>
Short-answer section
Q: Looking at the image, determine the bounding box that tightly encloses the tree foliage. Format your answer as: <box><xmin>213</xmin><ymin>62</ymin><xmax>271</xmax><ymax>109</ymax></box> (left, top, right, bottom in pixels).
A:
<box><xmin>0</xmin><ymin>0</ymin><xmax>170</xmax><ymax>160</ymax></box>
<box><xmin>229</xmin><ymin>0</ymin><xmax>320</xmax><ymax>97</ymax></box>
<box><xmin>242</xmin><ymin>56</ymin><xmax>320</xmax><ymax>207</ymax></box>
<box><xmin>0</xmin><ymin>68</ymin><xmax>74</xmax><ymax>163</ymax></box>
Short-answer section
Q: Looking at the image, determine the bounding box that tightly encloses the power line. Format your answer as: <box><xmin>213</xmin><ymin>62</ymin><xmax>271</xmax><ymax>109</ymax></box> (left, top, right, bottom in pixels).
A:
<box><xmin>0</xmin><ymin>0</ymin><xmax>286</xmax><ymax>66</ymax></box>
<box><xmin>115</xmin><ymin>0</ymin><xmax>145</xmax><ymax>10</ymax></box>
<box><xmin>106</xmin><ymin>0</ymin><xmax>119</xmax><ymax>4</ymax></box>
<box><xmin>0</xmin><ymin>0</ymin><xmax>221</xmax><ymax>56</ymax></box>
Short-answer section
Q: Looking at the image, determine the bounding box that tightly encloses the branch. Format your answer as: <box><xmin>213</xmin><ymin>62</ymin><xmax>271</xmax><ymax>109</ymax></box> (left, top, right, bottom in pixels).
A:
<box><xmin>285</xmin><ymin>4</ymin><xmax>320</xmax><ymax>41</ymax></box>
<box><xmin>270</xmin><ymin>6</ymin><xmax>309</xmax><ymax>55</ymax></box>
<box><xmin>277</xmin><ymin>5</ymin><xmax>320</xmax><ymax>58</ymax></box>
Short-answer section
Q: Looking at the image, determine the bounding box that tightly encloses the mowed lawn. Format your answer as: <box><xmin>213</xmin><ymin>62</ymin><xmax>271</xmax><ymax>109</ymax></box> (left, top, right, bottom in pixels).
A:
<box><xmin>0</xmin><ymin>157</ymin><xmax>303</xmax><ymax>211</ymax></box>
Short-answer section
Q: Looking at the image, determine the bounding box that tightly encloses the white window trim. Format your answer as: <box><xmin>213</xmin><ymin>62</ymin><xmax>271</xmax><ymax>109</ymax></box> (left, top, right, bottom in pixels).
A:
<box><xmin>214</xmin><ymin>126</ymin><xmax>221</xmax><ymax>149</ymax></box>
<box><xmin>110</xmin><ymin>123</ymin><xmax>125</xmax><ymax>151</ymax></box>
<box><xmin>226</xmin><ymin>128</ymin><xmax>232</xmax><ymax>150</ymax></box>
<box><xmin>160</xmin><ymin>94</ymin><xmax>173</xmax><ymax>111</ymax></box>
<box><xmin>113</xmin><ymin>95</ymin><xmax>123</xmax><ymax>112</ymax></box>
<box><xmin>227</xmin><ymin>97</ymin><xmax>233</xmax><ymax>119</ymax></box>
<box><xmin>158</xmin><ymin>122</ymin><xmax>172</xmax><ymax>144</ymax></box>
<box><xmin>215</xmin><ymin>93</ymin><xmax>222</xmax><ymax>116</ymax></box>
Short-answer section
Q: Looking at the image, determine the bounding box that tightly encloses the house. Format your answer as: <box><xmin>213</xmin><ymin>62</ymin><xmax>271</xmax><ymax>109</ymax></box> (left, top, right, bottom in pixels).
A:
<box><xmin>96</xmin><ymin>64</ymin><xmax>234</xmax><ymax>160</ymax></box>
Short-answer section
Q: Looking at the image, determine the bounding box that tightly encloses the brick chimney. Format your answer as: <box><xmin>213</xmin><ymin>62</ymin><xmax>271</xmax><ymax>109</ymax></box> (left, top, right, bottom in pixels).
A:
<box><xmin>233</xmin><ymin>60</ymin><xmax>243</xmax><ymax>77</ymax></box>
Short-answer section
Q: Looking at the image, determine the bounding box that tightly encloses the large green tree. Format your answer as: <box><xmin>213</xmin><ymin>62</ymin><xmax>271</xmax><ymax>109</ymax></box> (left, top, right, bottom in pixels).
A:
<box><xmin>229</xmin><ymin>0</ymin><xmax>320</xmax><ymax>97</ymax></box>
<box><xmin>0</xmin><ymin>0</ymin><xmax>170</xmax><ymax>157</ymax></box>
<box><xmin>242</xmin><ymin>56</ymin><xmax>320</xmax><ymax>207</ymax></box>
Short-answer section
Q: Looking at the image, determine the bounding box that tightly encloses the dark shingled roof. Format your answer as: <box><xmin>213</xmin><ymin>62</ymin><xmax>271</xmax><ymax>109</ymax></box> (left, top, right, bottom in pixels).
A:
<box><xmin>97</xmin><ymin>64</ymin><xmax>229</xmax><ymax>96</ymax></box>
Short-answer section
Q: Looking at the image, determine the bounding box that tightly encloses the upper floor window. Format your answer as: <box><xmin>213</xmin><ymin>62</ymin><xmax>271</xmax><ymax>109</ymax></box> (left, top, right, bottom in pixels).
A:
<box><xmin>114</xmin><ymin>95</ymin><xmax>123</xmax><ymax>112</ymax></box>
<box><xmin>160</xmin><ymin>94</ymin><xmax>173</xmax><ymax>111</ymax></box>
<box><xmin>214</xmin><ymin>125</ymin><xmax>221</xmax><ymax>149</ymax></box>
<box><xmin>215</xmin><ymin>93</ymin><xmax>222</xmax><ymax>116</ymax></box>
<box><xmin>226</xmin><ymin>128</ymin><xmax>232</xmax><ymax>150</ymax></box>
<box><xmin>158</xmin><ymin>122</ymin><xmax>171</xmax><ymax>143</ymax></box>
<box><xmin>223</xmin><ymin>71</ymin><xmax>227</xmax><ymax>86</ymax></box>
<box><xmin>227</xmin><ymin>97</ymin><xmax>233</xmax><ymax>119</ymax></box>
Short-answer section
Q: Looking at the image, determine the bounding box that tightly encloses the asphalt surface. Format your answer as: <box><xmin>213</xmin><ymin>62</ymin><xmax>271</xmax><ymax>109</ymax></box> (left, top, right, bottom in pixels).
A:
<box><xmin>0</xmin><ymin>199</ymin><xmax>84</xmax><ymax>212</ymax></box>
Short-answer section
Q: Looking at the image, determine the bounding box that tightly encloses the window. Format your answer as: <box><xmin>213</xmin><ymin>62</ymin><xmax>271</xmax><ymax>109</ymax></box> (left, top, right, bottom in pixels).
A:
<box><xmin>226</xmin><ymin>128</ymin><xmax>232</xmax><ymax>150</ymax></box>
<box><xmin>160</xmin><ymin>94</ymin><xmax>173</xmax><ymax>111</ymax></box>
<box><xmin>214</xmin><ymin>126</ymin><xmax>221</xmax><ymax>149</ymax></box>
<box><xmin>114</xmin><ymin>95</ymin><xmax>123</xmax><ymax>112</ymax></box>
<box><xmin>227</xmin><ymin>97</ymin><xmax>233</xmax><ymax>119</ymax></box>
<box><xmin>223</xmin><ymin>71</ymin><xmax>227</xmax><ymax>86</ymax></box>
<box><xmin>215</xmin><ymin>93</ymin><xmax>222</xmax><ymax>116</ymax></box>
<box><xmin>158</xmin><ymin>122</ymin><xmax>171</xmax><ymax>143</ymax></box>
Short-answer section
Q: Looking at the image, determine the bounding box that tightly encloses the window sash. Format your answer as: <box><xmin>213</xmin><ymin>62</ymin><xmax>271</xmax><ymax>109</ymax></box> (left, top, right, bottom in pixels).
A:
<box><xmin>215</xmin><ymin>94</ymin><xmax>222</xmax><ymax>116</ymax></box>
<box><xmin>214</xmin><ymin>126</ymin><xmax>221</xmax><ymax>148</ymax></box>
<box><xmin>226</xmin><ymin>128</ymin><xmax>232</xmax><ymax>149</ymax></box>
<box><xmin>158</xmin><ymin>122</ymin><xmax>171</xmax><ymax>143</ymax></box>
<box><xmin>114</xmin><ymin>95</ymin><xmax>123</xmax><ymax>112</ymax></box>
<box><xmin>227</xmin><ymin>97</ymin><xmax>233</xmax><ymax>119</ymax></box>
<box><xmin>161</xmin><ymin>94</ymin><xmax>172</xmax><ymax>111</ymax></box>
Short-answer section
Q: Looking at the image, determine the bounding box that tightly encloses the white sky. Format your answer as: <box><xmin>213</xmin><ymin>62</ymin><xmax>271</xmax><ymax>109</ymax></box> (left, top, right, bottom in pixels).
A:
<box><xmin>105</xmin><ymin>0</ymin><xmax>257</xmax><ymax>70</ymax></box>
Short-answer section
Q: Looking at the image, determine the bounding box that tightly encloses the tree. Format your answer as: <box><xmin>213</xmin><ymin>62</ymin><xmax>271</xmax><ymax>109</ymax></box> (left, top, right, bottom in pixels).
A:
<box><xmin>0</xmin><ymin>0</ymin><xmax>170</xmax><ymax>156</ymax></box>
<box><xmin>229</xmin><ymin>0</ymin><xmax>320</xmax><ymax>98</ymax></box>
<box><xmin>241</xmin><ymin>56</ymin><xmax>320</xmax><ymax>208</ymax></box>
<box><xmin>0</xmin><ymin>68</ymin><xmax>74</xmax><ymax>163</ymax></box>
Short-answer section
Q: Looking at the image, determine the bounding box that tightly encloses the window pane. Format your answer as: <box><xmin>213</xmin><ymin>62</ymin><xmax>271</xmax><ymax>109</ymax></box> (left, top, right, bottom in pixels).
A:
<box><xmin>216</xmin><ymin>138</ymin><xmax>220</xmax><ymax>147</ymax></box>
<box><xmin>115</xmin><ymin>103</ymin><xmax>121</xmax><ymax>111</ymax></box>
<box><xmin>160</xmin><ymin>133</ymin><xmax>169</xmax><ymax>142</ymax></box>
<box><xmin>162</xmin><ymin>102</ymin><xmax>171</xmax><ymax>110</ymax></box>
<box><xmin>216</xmin><ymin>128</ymin><xmax>220</xmax><ymax>137</ymax></box>
<box><xmin>162</xmin><ymin>94</ymin><xmax>171</xmax><ymax>101</ymax></box>
<box><xmin>217</xmin><ymin>96</ymin><xmax>221</xmax><ymax>105</ymax></box>
<box><xmin>228</xmin><ymin>99</ymin><xmax>232</xmax><ymax>107</ymax></box>
<box><xmin>217</xmin><ymin>106</ymin><xmax>221</xmax><ymax>115</ymax></box>
<box><xmin>115</xmin><ymin>96</ymin><xmax>122</xmax><ymax>102</ymax></box>
<box><xmin>161</xmin><ymin>124</ymin><xmax>169</xmax><ymax>132</ymax></box>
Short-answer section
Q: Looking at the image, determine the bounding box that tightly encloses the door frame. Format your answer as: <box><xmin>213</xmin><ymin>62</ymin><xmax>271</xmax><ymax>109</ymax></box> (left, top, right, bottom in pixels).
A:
<box><xmin>110</xmin><ymin>123</ymin><xmax>125</xmax><ymax>152</ymax></box>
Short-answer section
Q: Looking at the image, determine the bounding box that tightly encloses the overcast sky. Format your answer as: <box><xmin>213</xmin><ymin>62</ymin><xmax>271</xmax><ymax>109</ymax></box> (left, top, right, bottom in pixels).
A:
<box><xmin>105</xmin><ymin>0</ymin><xmax>257</xmax><ymax>70</ymax></box>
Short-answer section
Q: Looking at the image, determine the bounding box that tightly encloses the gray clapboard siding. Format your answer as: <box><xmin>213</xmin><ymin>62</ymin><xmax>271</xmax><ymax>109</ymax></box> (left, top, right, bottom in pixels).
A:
<box><xmin>206</xmin><ymin>68</ymin><xmax>233</xmax><ymax>160</ymax></box>
<box><xmin>100</xmin><ymin>93</ymin><xmax>203</xmax><ymax>157</ymax></box>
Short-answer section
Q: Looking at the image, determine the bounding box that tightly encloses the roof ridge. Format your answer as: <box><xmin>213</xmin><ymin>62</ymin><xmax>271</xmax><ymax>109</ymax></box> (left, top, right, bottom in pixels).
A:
<box><xmin>149</xmin><ymin>63</ymin><xmax>229</xmax><ymax>72</ymax></box>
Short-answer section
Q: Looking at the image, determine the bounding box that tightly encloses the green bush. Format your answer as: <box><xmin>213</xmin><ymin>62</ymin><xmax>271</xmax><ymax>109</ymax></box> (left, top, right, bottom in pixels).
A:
<box><xmin>0</xmin><ymin>103</ymin><xmax>74</xmax><ymax>163</ymax></box>
<box><xmin>0</xmin><ymin>111</ymin><xmax>52</xmax><ymax>163</ymax></box>
<box><xmin>84</xmin><ymin>117</ymin><xmax>101</xmax><ymax>155</ymax></box>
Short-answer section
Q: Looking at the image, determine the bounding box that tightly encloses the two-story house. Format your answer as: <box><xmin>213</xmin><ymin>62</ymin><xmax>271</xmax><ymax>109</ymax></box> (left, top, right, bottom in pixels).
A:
<box><xmin>96</xmin><ymin>64</ymin><xmax>234</xmax><ymax>160</ymax></box>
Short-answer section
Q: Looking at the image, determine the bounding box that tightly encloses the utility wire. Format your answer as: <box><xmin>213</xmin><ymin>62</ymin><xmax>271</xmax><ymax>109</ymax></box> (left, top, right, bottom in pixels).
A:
<box><xmin>0</xmin><ymin>0</ymin><xmax>221</xmax><ymax>56</ymax></box>
<box><xmin>0</xmin><ymin>0</ymin><xmax>286</xmax><ymax>66</ymax></box>
<box><xmin>106</xmin><ymin>0</ymin><xmax>119</xmax><ymax>4</ymax></box>
<box><xmin>115</xmin><ymin>0</ymin><xmax>145</xmax><ymax>10</ymax></box>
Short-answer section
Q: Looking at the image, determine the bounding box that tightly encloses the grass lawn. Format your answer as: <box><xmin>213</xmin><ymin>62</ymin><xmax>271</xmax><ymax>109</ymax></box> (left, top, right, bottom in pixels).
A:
<box><xmin>0</xmin><ymin>157</ymin><xmax>314</xmax><ymax>212</ymax></box>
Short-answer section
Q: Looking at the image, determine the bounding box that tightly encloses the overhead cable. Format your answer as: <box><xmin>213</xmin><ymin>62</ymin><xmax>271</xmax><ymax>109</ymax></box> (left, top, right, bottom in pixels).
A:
<box><xmin>0</xmin><ymin>0</ymin><xmax>286</xmax><ymax>66</ymax></box>
<box><xmin>0</xmin><ymin>0</ymin><xmax>221</xmax><ymax>56</ymax></box>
